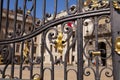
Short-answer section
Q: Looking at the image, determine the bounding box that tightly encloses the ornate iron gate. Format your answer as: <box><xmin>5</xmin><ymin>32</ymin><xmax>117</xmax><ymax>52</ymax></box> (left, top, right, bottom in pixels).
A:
<box><xmin>0</xmin><ymin>0</ymin><xmax>119</xmax><ymax>80</ymax></box>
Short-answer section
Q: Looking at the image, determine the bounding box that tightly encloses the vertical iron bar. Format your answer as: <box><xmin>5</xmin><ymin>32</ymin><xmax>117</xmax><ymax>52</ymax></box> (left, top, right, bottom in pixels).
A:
<box><xmin>66</xmin><ymin>0</ymin><xmax>69</xmax><ymax>14</ymax></box>
<box><xmin>40</xmin><ymin>34</ymin><xmax>44</xmax><ymax>80</ymax></box>
<box><xmin>19</xmin><ymin>42</ymin><xmax>24</xmax><ymax>79</ymax></box>
<box><xmin>53</xmin><ymin>0</ymin><xmax>57</xmax><ymax>19</ymax></box>
<box><xmin>64</xmin><ymin>35</ymin><xmax>70</xmax><ymax>80</ymax></box>
<box><xmin>20</xmin><ymin>0</ymin><xmax>26</xmax><ymax>78</ymax></box>
<box><xmin>95</xmin><ymin>56</ymin><xmax>100</xmax><ymax>80</ymax></box>
<box><xmin>0</xmin><ymin>0</ymin><xmax>3</xmax><ymax>32</ymax></box>
<box><xmin>11</xmin><ymin>0</ymin><xmax>18</xmax><ymax>78</ymax></box>
<box><xmin>22</xmin><ymin>0</ymin><xmax>26</xmax><ymax>35</ymax></box>
<box><xmin>11</xmin><ymin>43</ymin><xmax>15</xmax><ymax>78</ymax></box>
<box><xmin>5</xmin><ymin>0</ymin><xmax>10</xmax><ymax>38</ymax></box>
<box><xmin>42</xmin><ymin>0</ymin><xmax>46</xmax><ymax>24</ymax></box>
<box><xmin>94</xmin><ymin>18</ymin><xmax>98</xmax><ymax>51</ymax></box>
<box><xmin>110</xmin><ymin>0</ymin><xmax>116</xmax><ymax>80</ymax></box>
<box><xmin>33</xmin><ymin>0</ymin><xmax>36</xmax><ymax>30</ymax></box>
<box><xmin>77</xmin><ymin>0</ymin><xmax>83</xmax><ymax>80</ymax></box>
<box><xmin>30</xmin><ymin>39</ymin><xmax>34</xmax><ymax>79</ymax></box>
<box><xmin>30</xmin><ymin>0</ymin><xmax>36</xmax><ymax>79</ymax></box>
<box><xmin>40</xmin><ymin>0</ymin><xmax>46</xmax><ymax>80</ymax></box>
<box><xmin>64</xmin><ymin>0</ymin><xmax>68</xmax><ymax>80</ymax></box>
<box><xmin>30</xmin><ymin>0</ymin><xmax>36</xmax><ymax>78</ymax></box>
<box><xmin>94</xmin><ymin>16</ymin><xmax>100</xmax><ymax>80</ymax></box>
<box><xmin>52</xmin><ymin>1</ymin><xmax>58</xmax><ymax>79</ymax></box>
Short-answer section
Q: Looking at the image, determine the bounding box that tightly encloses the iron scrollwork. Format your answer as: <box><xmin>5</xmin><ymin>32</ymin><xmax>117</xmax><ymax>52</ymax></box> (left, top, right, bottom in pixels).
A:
<box><xmin>83</xmin><ymin>15</ymin><xmax>112</xmax><ymax>80</ymax></box>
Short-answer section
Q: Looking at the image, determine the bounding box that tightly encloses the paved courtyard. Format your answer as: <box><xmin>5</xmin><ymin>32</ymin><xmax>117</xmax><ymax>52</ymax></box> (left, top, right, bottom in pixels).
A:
<box><xmin>0</xmin><ymin>64</ymin><xmax>113</xmax><ymax>80</ymax></box>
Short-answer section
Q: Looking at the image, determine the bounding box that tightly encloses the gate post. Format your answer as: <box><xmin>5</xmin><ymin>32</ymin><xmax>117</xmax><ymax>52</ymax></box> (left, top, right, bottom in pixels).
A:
<box><xmin>111</xmin><ymin>1</ymin><xmax>120</xmax><ymax>80</ymax></box>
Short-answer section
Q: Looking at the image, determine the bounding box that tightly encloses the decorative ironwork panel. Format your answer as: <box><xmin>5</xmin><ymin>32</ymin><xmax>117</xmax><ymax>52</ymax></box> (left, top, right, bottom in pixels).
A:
<box><xmin>0</xmin><ymin>0</ymin><xmax>116</xmax><ymax>80</ymax></box>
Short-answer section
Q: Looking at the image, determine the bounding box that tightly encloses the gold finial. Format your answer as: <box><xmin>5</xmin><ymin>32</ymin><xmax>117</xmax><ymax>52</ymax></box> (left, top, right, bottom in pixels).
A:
<box><xmin>84</xmin><ymin>0</ymin><xmax>91</xmax><ymax>6</ymax></box>
<box><xmin>54</xmin><ymin>32</ymin><xmax>65</xmax><ymax>54</ymax></box>
<box><xmin>27</xmin><ymin>10</ymin><xmax>31</xmax><ymax>15</ymax></box>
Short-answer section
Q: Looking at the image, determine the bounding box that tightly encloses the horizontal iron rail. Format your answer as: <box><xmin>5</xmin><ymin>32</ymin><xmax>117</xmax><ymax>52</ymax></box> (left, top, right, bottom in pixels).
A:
<box><xmin>0</xmin><ymin>8</ymin><xmax>110</xmax><ymax>45</ymax></box>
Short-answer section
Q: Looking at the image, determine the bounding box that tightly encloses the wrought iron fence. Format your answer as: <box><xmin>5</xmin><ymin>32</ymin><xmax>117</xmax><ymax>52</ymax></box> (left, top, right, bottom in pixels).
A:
<box><xmin>0</xmin><ymin>0</ymin><xmax>116</xmax><ymax>80</ymax></box>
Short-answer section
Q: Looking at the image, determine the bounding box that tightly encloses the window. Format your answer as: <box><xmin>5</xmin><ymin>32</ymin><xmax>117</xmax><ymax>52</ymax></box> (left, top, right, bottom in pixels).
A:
<box><xmin>55</xmin><ymin>47</ymin><xmax>57</xmax><ymax>52</ymax></box>
<box><xmin>18</xmin><ymin>24</ymin><xmax>21</xmax><ymax>29</ymax></box>
<box><xmin>34</xmin><ymin>37</ymin><xmax>37</xmax><ymax>42</ymax></box>
<box><xmin>50</xmin><ymin>45</ymin><xmax>52</xmax><ymax>52</ymax></box>
<box><xmin>55</xmin><ymin>56</ymin><xmax>57</xmax><ymax>61</ymax></box>
<box><xmin>16</xmin><ymin>44</ymin><xmax>20</xmax><ymax>53</ymax></box>
<box><xmin>29</xmin><ymin>26</ymin><xmax>32</xmax><ymax>31</ymax></box>
<box><xmin>72</xmin><ymin>56</ymin><xmax>75</xmax><ymax>62</ymax></box>
<box><xmin>33</xmin><ymin>46</ymin><xmax>36</xmax><ymax>53</ymax></box>
<box><xmin>72</xmin><ymin>32</ymin><xmax>76</xmax><ymax>51</ymax></box>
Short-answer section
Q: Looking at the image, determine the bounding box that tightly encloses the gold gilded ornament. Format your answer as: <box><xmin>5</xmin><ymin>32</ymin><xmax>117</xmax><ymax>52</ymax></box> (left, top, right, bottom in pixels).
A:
<box><xmin>27</xmin><ymin>10</ymin><xmax>31</xmax><ymax>15</ymax></box>
<box><xmin>33</xmin><ymin>77</ymin><xmax>41</xmax><ymax>80</ymax></box>
<box><xmin>84</xmin><ymin>0</ymin><xmax>109</xmax><ymax>9</ymax></box>
<box><xmin>91</xmin><ymin>0</ymin><xmax>99</xmax><ymax>8</ymax></box>
<box><xmin>23</xmin><ymin>41</ymin><xmax>29</xmax><ymax>58</ymax></box>
<box><xmin>112</xmin><ymin>1</ymin><xmax>120</xmax><ymax>10</ymax></box>
<box><xmin>54</xmin><ymin>32</ymin><xmax>65</xmax><ymax>54</ymax></box>
<box><xmin>91</xmin><ymin>51</ymin><xmax>101</xmax><ymax>56</ymax></box>
<box><xmin>84</xmin><ymin>0</ymin><xmax>91</xmax><ymax>6</ymax></box>
<box><xmin>115</xmin><ymin>37</ymin><xmax>120</xmax><ymax>54</ymax></box>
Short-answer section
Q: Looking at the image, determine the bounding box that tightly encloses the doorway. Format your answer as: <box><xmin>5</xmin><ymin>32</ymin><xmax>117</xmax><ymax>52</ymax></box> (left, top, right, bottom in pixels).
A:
<box><xmin>98</xmin><ymin>42</ymin><xmax>106</xmax><ymax>66</ymax></box>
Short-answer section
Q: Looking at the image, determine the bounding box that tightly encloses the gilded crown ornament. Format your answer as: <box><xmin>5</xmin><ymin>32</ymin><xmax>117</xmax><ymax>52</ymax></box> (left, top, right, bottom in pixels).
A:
<box><xmin>112</xmin><ymin>1</ymin><xmax>120</xmax><ymax>11</ymax></box>
<box><xmin>84</xmin><ymin>0</ymin><xmax>109</xmax><ymax>10</ymax></box>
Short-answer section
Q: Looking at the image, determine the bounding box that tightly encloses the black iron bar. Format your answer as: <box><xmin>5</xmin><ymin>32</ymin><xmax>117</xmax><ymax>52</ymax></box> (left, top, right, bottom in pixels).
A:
<box><xmin>19</xmin><ymin>42</ymin><xmax>24</xmax><ymax>79</ymax></box>
<box><xmin>21</xmin><ymin>0</ymin><xmax>26</xmax><ymax>36</ymax></box>
<box><xmin>40</xmin><ymin>0</ymin><xmax>46</xmax><ymax>80</ymax></box>
<box><xmin>11</xmin><ymin>0</ymin><xmax>18</xmax><ymax>78</ymax></box>
<box><xmin>33</xmin><ymin>0</ymin><xmax>36</xmax><ymax>30</ymax></box>
<box><xmin>77</xmin><ymin>0</ymin><xmax>83</xmax><ymax>80</ymax></box>
<box><xmin>5</xmin><ymin>0</ymin><xmax>10</xmax><ymax>38</ymax></box>
<box><xmin>19</xmin><ymin>0</ymin><xmax>26</xmax><ymax>79</ymax></box>
<box><xmin>30</xmin><ymin>39</ymin><xmax>34</xmax><ymax>79</ymax></box>
<box><xmin>66</xmin><ymin>0</ymin><xmax>69</xmax><ymax>14</ymax></box>
<box><xmin>0</xmin><ymin>0</ymin><xmax>3</xmax><ymax>32</ymax></box>
<box><xmin>94</xmin><ymin>15</ymin><xmax>100</xmax><ymax>80</ymax></box>
<box><xmin>53</xmin><ymin>0</ymin><xmax>57</xmax><ymax>19</ymax></box>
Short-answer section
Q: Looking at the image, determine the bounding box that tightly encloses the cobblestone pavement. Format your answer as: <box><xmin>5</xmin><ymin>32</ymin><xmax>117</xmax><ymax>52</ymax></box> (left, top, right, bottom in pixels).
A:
<box><xmin>0</xmin><ymin>64</ymin><xmax>113</xmax><ymax>80</ymax></box>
